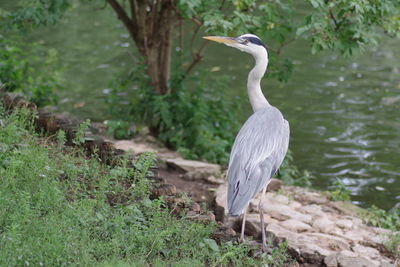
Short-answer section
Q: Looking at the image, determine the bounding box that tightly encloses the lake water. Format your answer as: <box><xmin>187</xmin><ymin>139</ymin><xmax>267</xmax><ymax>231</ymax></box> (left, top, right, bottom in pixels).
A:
<box><xmin>10</xmin><ymin>3</ymin><xmax>400</xmax><ymax>210</ymax></box>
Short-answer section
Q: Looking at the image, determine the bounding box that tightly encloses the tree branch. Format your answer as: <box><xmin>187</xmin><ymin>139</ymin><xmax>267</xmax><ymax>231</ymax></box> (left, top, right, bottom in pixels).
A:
<box><xmin>106</xmin><ymin>0</ymin><xmax>142</xmax><ymax>53</ymax></box>
<box><xmin>184</xmin><ymin>40</ymin><xmax>209</xmax><ymax>76</ymax></box>
<box><xmin>329</xmin><ymin>9</ymin><xmax>341</xmax><ymax>31</ymax></box>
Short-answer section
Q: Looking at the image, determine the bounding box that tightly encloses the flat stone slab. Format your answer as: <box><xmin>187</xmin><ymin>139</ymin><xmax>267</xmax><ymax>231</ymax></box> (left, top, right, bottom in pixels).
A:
<box><xmin>166</xmin><ymin>158</ymin><xmax>221</xmax><ymax>174</ymax></box>
<box><xmin>214</xmin><ymin>182</ymin><xmax>397</xmax><ymax>266</ymax></box>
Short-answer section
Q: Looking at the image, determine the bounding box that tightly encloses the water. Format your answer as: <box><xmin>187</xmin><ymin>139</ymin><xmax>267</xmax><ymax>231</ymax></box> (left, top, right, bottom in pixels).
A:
<box><xmin>8</xmin><ymin>3</ymin><xmax>400</xmax><ymax>210</ymax></box>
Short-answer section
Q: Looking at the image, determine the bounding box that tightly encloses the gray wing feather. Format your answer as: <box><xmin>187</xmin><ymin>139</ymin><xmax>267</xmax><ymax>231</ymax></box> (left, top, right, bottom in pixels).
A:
<box><xmin>227</xmin><ymin>106</ymin><xmax>290</xmax><ymax>216</ymax></box>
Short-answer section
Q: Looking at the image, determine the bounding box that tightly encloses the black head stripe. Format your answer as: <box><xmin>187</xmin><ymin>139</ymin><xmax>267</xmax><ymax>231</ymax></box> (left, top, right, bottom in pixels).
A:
<box><xmin>243</xmin><ymin>36</ymin><xmax>266</xmax><ymax>49</ymax></box>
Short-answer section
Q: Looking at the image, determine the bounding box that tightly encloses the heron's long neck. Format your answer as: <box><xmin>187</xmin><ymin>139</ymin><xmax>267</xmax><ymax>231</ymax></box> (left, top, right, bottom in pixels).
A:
<box><xmin>247</xmin><ymin>50</ymin><xmax>270</xmax><ymax>112</ymax></box>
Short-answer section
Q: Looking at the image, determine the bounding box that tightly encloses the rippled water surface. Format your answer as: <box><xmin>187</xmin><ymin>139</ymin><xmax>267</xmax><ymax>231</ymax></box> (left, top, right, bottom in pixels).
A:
<box><xmin>11</xmin><ymin>3</ymin><xmax>400</xmax><ymax>209</ymax></box>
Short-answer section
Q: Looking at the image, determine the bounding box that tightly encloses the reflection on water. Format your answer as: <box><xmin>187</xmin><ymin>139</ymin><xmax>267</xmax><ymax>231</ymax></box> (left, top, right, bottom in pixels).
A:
<box><xmin>12</xmin><ymin>3</ymin><xmax>400</xmax><ymax>209</ymax></box>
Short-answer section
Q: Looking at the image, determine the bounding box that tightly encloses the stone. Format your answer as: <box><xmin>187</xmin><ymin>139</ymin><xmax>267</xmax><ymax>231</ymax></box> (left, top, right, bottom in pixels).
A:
<box><xmin>195</xmin><ymin>211</ymin><xmax>216</xmax><ymax>223</ymax></box>
<box><xmin>267</xmin><ymin>178</ymin><xmax>283</xmax><ymax>191</ymax></box>
<box><xmin>114</xmin><ymin>140</ymin><xmax>156</xmax><ymax>154</ymax></box>
<box><xmin>382</xmin><ymin>95</ymin><xmax>400</xmax><ymax>105</ymax></box>
<box><xmin>288</xmin><ymin>200</ymin><xmax>302</xmax><ymax>210</ymax></box>
<box><xmin>312</xmin><ymin>217</ymin><xmax>336</xmax><ymax>233</ymax></box>
<box><xmin>235</xmin><ymin>214</ymin><xmax>262</xmax><ymax>240</ymax></box>
<box><xmin>214</xmin><ymin>183</ymin><xmax>228</xmax><ymax>222</ymax></box>
<box><xmin>204</xmin><ymin>175</ymin><xmax>225</xmax><ymax>184</ymax></box>
<box><xmin>336</xmin><ymin>253</ymin><xmax>379</xmax><ymax>267</ymax></box>
<box><xmin>274</xmin><ymin>194</ymin><xmax>290</xmax><ymax>205</ymax></box>
<box><xmin>166</xmin><ymin>158</ymin><xmax>221</xmax><ymax>174</ymax></box>
<box><xmin>324</xmin><ymin>251</ymin><xmax>379</xmax><ymax>267</ymax></box>
<box><xmin>262</xmin><ymin>203</ymin><xmax>312</xmax><ymax>224</ymax></box>
<box><xmin>330</xmin><ymin>201</ymin><xmax>366</xmax><ymax>217</ymax></box>
<box><xmin>336</xmin><ymin>219</ymin><xmax>353</xmax><ymax>229</ymax></box>
<box><xmin>150</xmin><ymin>183</ymin><xmax>176</xmax><ymax>198</ymax></box>
<box><xmin>352</xmin><ymin>244</ymin><xmax>380</xmax><ymax>260</ymax></box>
<box><xmin>213</xmin><ymin>183</ymin><xmax>396</xmax><ymax>266</ymax></box>
<box><xmin>280</xmin><ymin>219</ymin><xmax>312</xmax><ymax>233</ymax></box>
<box><xmin>294</xmin><ymin>190</ymin><xmax>329</xmax><ymax>205</ymax></box>
<box><xmin>380</xmin><ymin>260</ymin><xmax>396</xmax><ymax>267</ymax></box>
<box><xmin>213</xmin><ymin>224</ymin><xmax>236</xmax><ymax>242</ymax></box>
<box><xmin>299</xmin><ymin>204</ymin><xmax>325</xmax><ymax>217</ymax></box>
<box><xmin>188</xmin><ymin>201</ymin><xmax>201</xmax><ymax>212</ymax></box>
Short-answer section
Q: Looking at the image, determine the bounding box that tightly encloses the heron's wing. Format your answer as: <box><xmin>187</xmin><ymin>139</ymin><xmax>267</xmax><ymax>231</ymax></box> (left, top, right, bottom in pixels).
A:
<box><xmin>227</xmin><ymin>106</ymin><xmax>290</xmax><ymax>215</ymax></box>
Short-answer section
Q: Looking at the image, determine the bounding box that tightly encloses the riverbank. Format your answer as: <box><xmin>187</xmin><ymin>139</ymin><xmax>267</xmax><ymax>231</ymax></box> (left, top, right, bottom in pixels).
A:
<box><xmin>1</xmin><ymin>93</ymin><xmax>398</xmax><ymax>266</ymax></box>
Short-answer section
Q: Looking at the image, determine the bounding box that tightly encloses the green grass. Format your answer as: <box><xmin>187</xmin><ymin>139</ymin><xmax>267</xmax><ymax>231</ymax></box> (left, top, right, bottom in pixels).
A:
<box><xmin>0</xmin><ymin>106</ymin><xmax>291</xmax><ymax>266</ymax></box>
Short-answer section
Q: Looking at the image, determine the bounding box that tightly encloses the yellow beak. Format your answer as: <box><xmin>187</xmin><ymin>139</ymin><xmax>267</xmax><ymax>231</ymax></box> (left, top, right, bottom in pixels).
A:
<box><xmin>203</xmin><ymin>36</ymin><xmax>237</xmax><ymax>44</ymax></box>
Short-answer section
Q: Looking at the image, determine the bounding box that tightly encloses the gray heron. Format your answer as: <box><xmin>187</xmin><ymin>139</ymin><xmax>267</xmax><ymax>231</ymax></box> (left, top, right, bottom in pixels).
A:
<box><xmin>203</xmin><ymin>34</ymin><xmax>290</xmax><ymax>252</ymax></box>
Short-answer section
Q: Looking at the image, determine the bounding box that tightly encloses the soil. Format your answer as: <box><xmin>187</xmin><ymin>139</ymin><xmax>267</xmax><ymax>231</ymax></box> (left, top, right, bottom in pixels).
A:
<box><xmin>156</xmin><ymin>167</ymin><xmax>219</xmax><ymax>208</ymax></box>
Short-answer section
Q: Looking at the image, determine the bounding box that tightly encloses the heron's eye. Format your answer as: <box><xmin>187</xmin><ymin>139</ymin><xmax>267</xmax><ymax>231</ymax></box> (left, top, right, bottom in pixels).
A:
<box><xmin>242</xmin><ymin>39</ymin><xmax>249</xmax><ymax>45</ymax></box>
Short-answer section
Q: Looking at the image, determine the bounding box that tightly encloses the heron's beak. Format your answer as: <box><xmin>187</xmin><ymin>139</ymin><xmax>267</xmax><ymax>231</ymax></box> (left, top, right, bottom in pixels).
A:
<box><xmin>203</xmin><ymin>36</ymin><xmax>238</xmax><ymax>45</ymax></box>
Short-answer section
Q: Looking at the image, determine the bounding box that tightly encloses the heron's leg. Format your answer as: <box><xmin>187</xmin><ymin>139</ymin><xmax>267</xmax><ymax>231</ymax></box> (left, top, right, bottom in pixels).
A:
<box><xmin>259</xmin><ymin>185</ymin><xmax>268</xmax><ymax>253</ymax></box>
<box><xmin>240</xmin><ymin>205</ymin><xmax>248</xmax><ymax>243</ymax></box>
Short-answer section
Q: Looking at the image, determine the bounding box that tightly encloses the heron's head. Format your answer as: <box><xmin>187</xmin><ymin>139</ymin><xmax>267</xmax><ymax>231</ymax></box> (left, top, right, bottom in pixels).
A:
<box><xmin>203</xmin><ymin>34</ymin><xmax>267</xmax><ymax>59</ymax></box>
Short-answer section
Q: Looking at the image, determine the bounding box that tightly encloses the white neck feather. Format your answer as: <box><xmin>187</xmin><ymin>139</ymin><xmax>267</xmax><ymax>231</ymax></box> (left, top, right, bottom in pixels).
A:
<box><xmin>247</xmin><ymin>49</ymin><xmax>269</xmax><ymax>112</ymax></box>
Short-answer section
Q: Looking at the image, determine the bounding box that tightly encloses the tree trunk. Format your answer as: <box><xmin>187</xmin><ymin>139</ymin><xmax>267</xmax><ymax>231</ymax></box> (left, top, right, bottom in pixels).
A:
<box><xmin>107</xmin><ymin>0</ymin><xmax>177</xmax><ymax>95</ymax></box>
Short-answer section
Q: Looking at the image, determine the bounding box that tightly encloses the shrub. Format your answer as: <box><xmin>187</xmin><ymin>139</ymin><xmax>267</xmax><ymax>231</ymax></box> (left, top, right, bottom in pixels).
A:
<box><xmin>0</xmin><ymin>37</ymin><xmax>62</xmax><ymax>106</ymax></box>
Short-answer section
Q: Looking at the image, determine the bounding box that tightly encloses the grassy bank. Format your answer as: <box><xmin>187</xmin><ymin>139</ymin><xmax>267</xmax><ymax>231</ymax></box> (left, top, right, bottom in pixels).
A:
<box><xmin>0</xmin><ymin>106</ymin><xmax>290</xmax><ymax>266</ymax></box>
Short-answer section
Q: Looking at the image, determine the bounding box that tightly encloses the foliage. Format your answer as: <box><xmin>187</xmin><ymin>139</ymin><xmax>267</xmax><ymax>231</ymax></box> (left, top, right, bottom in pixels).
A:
<box><xmin>4</xmin><ymin>0</ymin><xmax>400</xmax><ymax>86</ymax></box>
<box><xmin>330</xmin><ymin>179</ymin><xmax>352</xmax><ymax>201</ymax></box>
<box><xmin>108</xmin><ymin>64</ymin><xmax>240</xmax><ymax>164</ymax></box>
<box><xmin>106</xmin><ymin>120</ymin><xmax>134</xmax><ymax>140</ymax></box>
<box><xmin>363</xmin><ymin>205</ymin><xmax>400</xmax><ymax>231</ymax></box>
<box><xmin>0</xmin><ymin>106</ymin><xmax>292</xmax><ymax>266</ymax></box>
<box><xmin>276</xmin><ymin>150</ymin><xmax>313</xmax><ymax>187</ymax></box>
<box><xmin>298</xmin><ymin>0</ymin><xmax>400</xmax><ymax>56</ymax></box>
<box><xmin>72</xmin><ymin>119</ymin><xmax>90</xmax><ymax>146</ymax></box>
<box><xmin>362</xmin><ymin>205</ymin><xmax>400</xmax><ymax>257</ymax></box>
<box><xmin>385</xmin><ymin>232</ymin><xmax>400</xmax><ymax>258</ymax></box>
<box><xmin>0</xmin><ymin>37</ymin><xmax>61</xmax><ymax>106</ymax></box>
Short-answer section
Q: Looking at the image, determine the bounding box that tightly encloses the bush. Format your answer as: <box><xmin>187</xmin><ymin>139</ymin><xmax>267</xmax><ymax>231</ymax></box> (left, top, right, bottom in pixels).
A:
<box><xmin>0</xmin><ymin>36</ymin><xmax>62</xmax><ymax>106</ymax></box>
<box><xmin>108</xmin><ymin>64</ymin><xmax>240</xmax><ymax>164</ymax></box>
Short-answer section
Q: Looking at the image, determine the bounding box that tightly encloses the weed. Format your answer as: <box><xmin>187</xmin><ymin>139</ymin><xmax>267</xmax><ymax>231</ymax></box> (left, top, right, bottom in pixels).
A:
<box><xmin>277</xmin><ymin>149</ymin><xmax>313</xmax><ymax>187</ymax></box>
<box><xmin>385</xmin><ymin>232</ymin><xmax>400</xmax><ymax>258</ymax></box>
<box><xmin>106</xmin><ymin>120</ymin><xmax>134</xmax><ymax>139</ymax></box>
<box><xmin>363</xmin><ymin>205</ymin><xmax>400</xmax><ymax>231</ymax></box>
<box><xmin>330</xmin><ymin>179</ymin><xmax>352</xmax><ymax>202</ymax></box>
<box><xmin>72</xmin><ymin>119</ymin><xmax>90</xmax><ymax>146</ymax></box>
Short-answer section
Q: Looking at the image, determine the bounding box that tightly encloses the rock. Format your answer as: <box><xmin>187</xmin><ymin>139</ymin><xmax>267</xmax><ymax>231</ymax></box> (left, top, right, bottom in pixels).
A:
<box><xmin>214</xmin><ymin>183</ymin><xmax>396</xmax><ymax>266</ymax></box>
<box><xmin>299</xmin><ymin>204</ymin><xmax>326</xmax><ymax>217</ymax></box>
<box><xmin>325</xmin><ymin>251</ymin><xmax>379</xmax><ymax>267</ymax></box>
<box><xmin>204</xmin><ymin>175</ymin><xmax>225</xmax><ymax>185</ymax></box>
<box><xmin>188</xmin><ymin>201</ymin><xmax>201</xmax><ymax>212</ymax></box>
<box><xmin>352</xmin><ymin>244</ymin><xmax>380</xmax><ymax>260</ymax></box>
<box><xmin>262</xmin><ymin>203</ymin><xmax>312</xmax><ymax>224</ymax></box>
<box><xmin>114</xmin><ymin>140</ymin><xmax>156</xmax><ymax>155</ymax></box>
<box><xmin>266</xmin><ymin>224</ymin><xmax>351</xmax><ymax>265</ymax></box>
<box><xmin>289</xmin><ymin>200</ymin><xmax>302</xmax><ymax>210</ymax></box>
<box><xmin>330</xmin><ymin>201</ymin><xmax>367</xmax><ymax>217</ymax></box>
<box><xmin>293</xmin><ymin>190</ymin><xmax>329</xmax><ymax>205</ymax></box>
<box><xmin>213</xmin><ymin>224</ymin><xmax>237</xmax><ymax>242</ymax></box>
<box><xmin>336</xmin><ymin>219</ymin><xmax>354</xmax><ymax>229</ymax></box>
<box><xmin>194</xmin><ymin>211</ymin><xmax>216</xmax><ymax>223</ymax></box>
<box><xmin>166</xmin><ymin>158</ymin><xmax>221</xmax><ymax>175</ymax></box>
<box><xmin>280</xmin><ymin>219</ymin><xmax>312</xmax><ymax>233</ymax></box>
<box><xmin>150</xmin><ymin>183</ymin><xmax>176</xmax><ymax>198</ymax></box>
<box><xmin>312</xmin><ymin>217</ymin><xmax>336</xmax><ymax>233</ymax></box>
<box><xmin>214</xmin><ymin>183</ymin><xmax>228</xmax><ymax>222</ymax></box>
<box><xmin>234</xmin><ymin>214</ymin><xmax>262</xmax><ymax>240</ymax></box>
<box><xmin>267</xmin><ymin>178</ymin><xmax>283</xmax><ymax>191</ymax></box>
<box><xmin>382</xmin><ymin>95</ymin><xmax>400</xmax><ymax>105</ymax></box>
